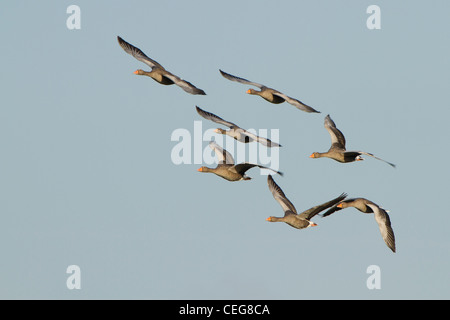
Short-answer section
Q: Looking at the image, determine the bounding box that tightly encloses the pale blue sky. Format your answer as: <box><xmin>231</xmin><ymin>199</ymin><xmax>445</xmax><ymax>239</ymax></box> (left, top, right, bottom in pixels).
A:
<box><xmin>0</xmin><ymin>1</ymin><xmax>449</xmax><ymax>299</ymax></box>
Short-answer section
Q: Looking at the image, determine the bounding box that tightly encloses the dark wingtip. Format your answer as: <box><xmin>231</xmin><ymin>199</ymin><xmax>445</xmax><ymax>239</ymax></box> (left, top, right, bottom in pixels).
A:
<box><xmin>269</xmin><ymin>142</ymin><xmax>282</xmax><ymax>148</ymax></box>
<box><xmin>321</xmin><ymin>210</ymin><xmax>335</xmax><ymax>218</ymax></box>
<box><xmin>219</xmin><ymin>69</ymin><xmax>228</xmax><ymax>77</ymax></box>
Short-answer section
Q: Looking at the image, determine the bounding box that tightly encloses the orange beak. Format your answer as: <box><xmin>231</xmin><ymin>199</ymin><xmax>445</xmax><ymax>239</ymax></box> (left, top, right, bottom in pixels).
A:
<box><xmin>265</xmin><ymin>217</ymin><xmax>271</xmax><ymax>221</ymax></box>
<box><xmin>197</xmin><ymin>167</ymin><xmax>203</xmax><ymax>172</ymax></box>
<box><xmin>311</xmin><ymin>223</ymin><xmax>318</xmax><ymax>227</ymax></box>
<box><xmin>309</xmin><ymin>153</ymin><xmax>315</xmax><ymax>158</ymax></box>
<box><xmin>337</xmin><ymin>203</ymin><xmax>343</xmax><ymax>208</ymax></box>
<box><xmin>133</xmin><ymin>70</ymin><xmax>139</xmax><ymax>75</ymax></box>
<box><xmin>246</xmin><ymin>89</ymin><xmax>252</xmax><ymax>94</ymax></box>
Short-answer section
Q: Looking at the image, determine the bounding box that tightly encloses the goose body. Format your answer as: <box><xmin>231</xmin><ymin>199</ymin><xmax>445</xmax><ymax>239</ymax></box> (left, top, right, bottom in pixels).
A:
<box><xmin>196</xmin><ymin>106</ymin><xmax>281</xmax><ymax>147</ymax></box>
<box><xmin>266</xmin><ymin>175</ymin><xmax>347</xmax><ymax>229</ymax></box>
<box><xmin>198</xmin><ymin>142</ymin><xmax>283</xmax><ymax>181</ymax></box>
<box><xmin>322</xmin><ymin>198</ymin><xmax>396</xmax><ymax>253</ymax></box>
<box><xmin>219</xmin><ymin>70</ymin><xmax>320</xmax><ymax>113</ymax></box>
<box><xmin>310</xmin><ymin>115</ymin><xmax>396</xmax><ymax>167</ymax></box>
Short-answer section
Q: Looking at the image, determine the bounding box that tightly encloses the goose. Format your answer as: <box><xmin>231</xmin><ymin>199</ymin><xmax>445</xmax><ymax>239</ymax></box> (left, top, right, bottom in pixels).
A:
<box><xmin>266</xmin><ymin>175</ymin><xmax>347</xmax><ymax>229</ymax></box>
<box><xmin>197</xmin><ymin>142</ymin><xmax>283</xmax><ymax>181</ymax></box>
<box><xmin>117</xmin><ymin>36</ymin><xmax>206</xmax><ymax>95</ymax></box>
<box><xmin>219</xmin><ymin>69</ymin><xmax>319</xmax><ymax>113</ymax></box>
<box><xmin>309</xmin><ymin>114</ymin><xmax>396</xmax><ymax>167</ymax></box>
<box><xmin>321</xmin><ymin>198</ymin><xmax>396</xmax><ymax>253</ymax></box>
<box><xmin>196</xmin><ymin>106</ymin><xmax>281</xmax><ymax>147</ymax></box>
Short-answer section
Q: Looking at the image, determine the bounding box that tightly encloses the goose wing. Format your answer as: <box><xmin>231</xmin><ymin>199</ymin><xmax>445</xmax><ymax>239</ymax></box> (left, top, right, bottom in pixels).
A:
<box><xmin>196</xmin><ymin>106</ymin><xmax>237</xmax><ymax>128</ymax></box>
<box><xmin>321</xmin><ymin>198</ymin><xmax>359</xmax><ymax>217</ymax></box>
<box><xmin>272</xmin><ymin>91</ymin><xmax>320</xmax><ymax>113</ymax></box>
<box><xmin>267</xmin><ymin>175</ymin><xmax>297</xmax><ymax>216</ymax></box>
<box><xmin>209</xmin><ymin>141</ymin><xmax>235</xmax><ymax>165</ymax></box>
<box><xmin>324</xmin><ymin>114</ymin><xmax>346</xmax><ymax>150</ymax></box>
<box><xmin>299</xmin><ymin>193</ymin><xmax>348</xmax><ymax>220</ymax></box>
<box><xmin>353</xmin><ymin>151</ymin><xmax>396</xmax><ymax>168</ymax></box>
<box><xmin>233</xmin><ymin>163</ymin><xmax>283</xmax><ymax>177</ymax></box>
<box><xmin>162</xmin><ymin>72</ymin><xmax>206</xmax><ymax>95</ymax></box>
<box><xmin>219</xmin><ymin>69</ymin><xmax>265</xmax><ymax>89</ymax></box>
<box><xmin>366</xmin><ymin>203</ymin><xmax>396</xmax><ymax>253</ymax></box>
<box><xmin>117</xmin><ymin>36</ymin><xmax>164</xmax><ymax>69</ymax></box>
<box><xmin>239</xmin><ymin>130</ymin><xmax>282</xmax><ymax>147</ymax></box>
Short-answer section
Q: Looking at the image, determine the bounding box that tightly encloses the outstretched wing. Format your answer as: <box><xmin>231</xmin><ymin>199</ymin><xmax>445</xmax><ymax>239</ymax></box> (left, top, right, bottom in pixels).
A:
<box><xmin>117</xmin><ymin>36</ymin><xmax>164</xmax><ymax>69</ymax></box>
<box><xmin>320</xmin><ymin>198</ymin><xmax>357</xmax><ymax>217</ymax></box>
<box><xmin>366</xmin><ymin>203</ymin><xmax>396</xmax><ymax>253</ymax></box>
<box><xmin>196</xmin><ymin>106</ymin><xmax>237</xmax><ymax>128</ymax></box>
<box><xmin>272</xmin><ymin>91</ymin><xmax>320</xmax><ymax>113</ymax></box>
<box><xmin>324</xmin><ymin>114</ymin><xmax>346</xmax><ymax>151</ymax></box>
<box><xmin>267</xmin><ymin>175</ymin><xmax>297</xmax><ymax>216</ymax></box>
<box><xmin>321</xmin><ymin>204</ymin><xmax>344</xmax><ymax>217</ymax></box>
<box><xmin>299</xmin><ymin>193</ymin><xmax>348</xmax><ymax>220</ymax></box>
<box><xmin>239</xmin><ymin>130</ymin><xmax>282</xmax><ymax>147</ymax></box>
<box><xmin>209</xmin><ymin>141</ymin><xmax>234</xmax><ymax>165</ymax></box>
<box><xmin>352</xmin><ymin>151</ymin><xmax>396</xmax><ymax>168</ymax></box>
<box><xmin>219</xmin><ymin>70</ymin><xmax>265</xmax><ymax>89</ymax></box>
<box><xmin>162</xmin><ymin>72</ymin><xmax>206</xmax><ymax>95</ymax></box>
<box><xmin>233</xmin><ymin>163</ymin><xmax>283</xmax><ymax>177</ymax></box>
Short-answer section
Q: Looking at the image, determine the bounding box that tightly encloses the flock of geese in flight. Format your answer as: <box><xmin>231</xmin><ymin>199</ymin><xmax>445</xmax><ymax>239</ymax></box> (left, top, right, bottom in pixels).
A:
<box><xmin>117</xmin><ymin>36</ymin><xmax>396</xmax><ymax>253</ymax></box>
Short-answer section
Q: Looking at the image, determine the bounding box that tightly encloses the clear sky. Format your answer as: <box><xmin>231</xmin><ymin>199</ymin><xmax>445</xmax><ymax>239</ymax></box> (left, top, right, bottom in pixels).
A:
<box><xmin>0</xmin><ymin>1</ymin><xmax>449</xmax><ymax>299</ymax></box>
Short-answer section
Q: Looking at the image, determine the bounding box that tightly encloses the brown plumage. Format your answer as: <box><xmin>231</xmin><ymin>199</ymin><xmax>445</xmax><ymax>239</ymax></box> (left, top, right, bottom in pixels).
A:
<box><xmin>219</xmin><ymin>70</ymin><xmax>320</xmax><ymax>113</ymax></box>
<box><xmin>117</xmin><ymin>36</ymin><xmax>206</xmax><ymax>95</ymax></box>
<box><xmin>196</xmin><ymin>106</ymin><xmax>281</xmax><ymax>147</ymax></box>
<box><xmin>198</xmin><ymin>142</ymin><xmax>283</xmax><ymax>181</ymax></box>
<box><xmin>309</xmin><ymin>115</ymin><xmax>396</xmax><ymax>167</ymax></box>
<box><xmin>321</xmin><ymin>198</ymin><xmax>396</xmax><ymax>253</ymax></box>
<box><xmin>266</xmin><ymin>175</ymin><xmax>347</xmax><ymax>229</ymax></box>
